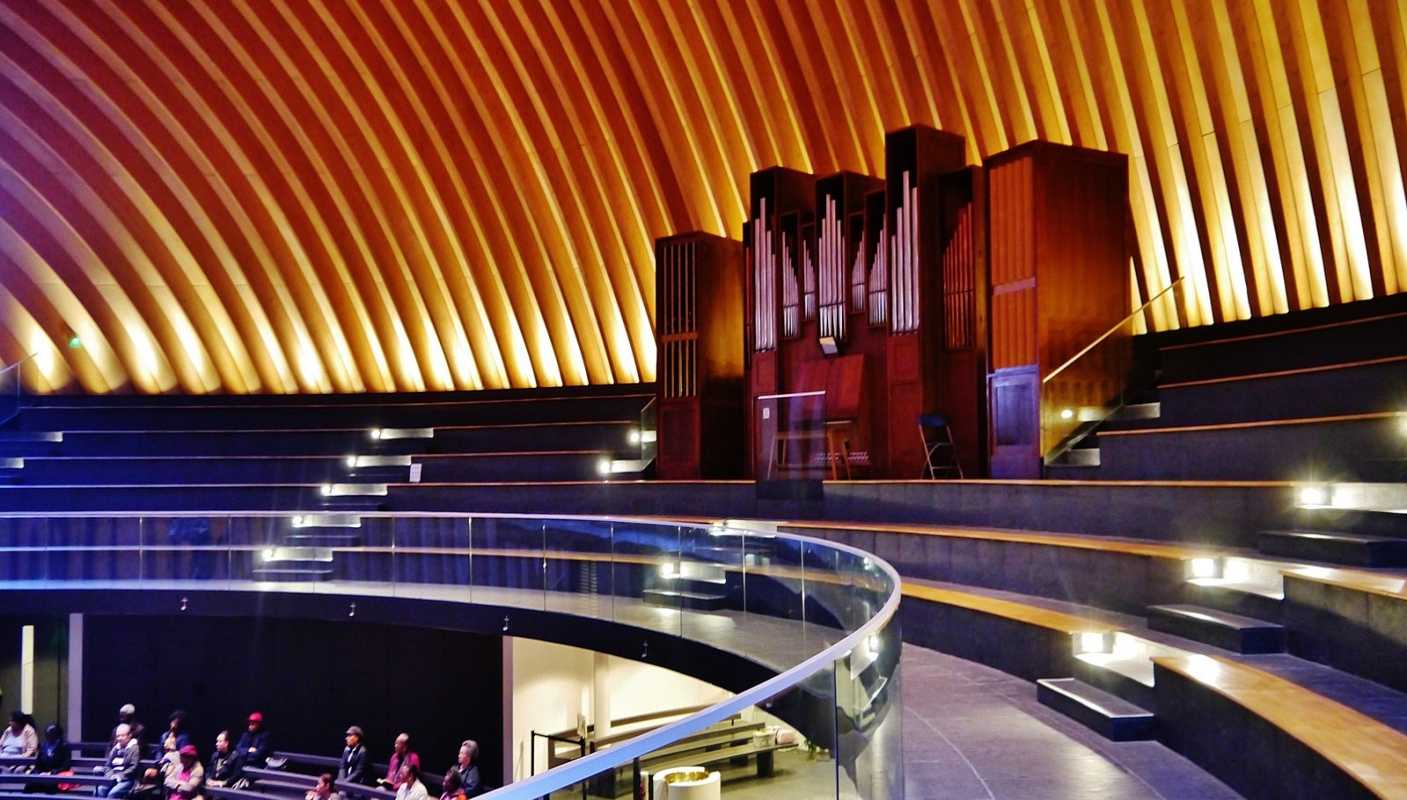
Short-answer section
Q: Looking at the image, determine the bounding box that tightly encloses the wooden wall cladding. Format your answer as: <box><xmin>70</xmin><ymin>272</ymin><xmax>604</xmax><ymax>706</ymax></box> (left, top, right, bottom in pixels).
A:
<box><xmin>655</xmin><ymin>232</ymin><xmax>742</xmax><ymax>479</ymax></box>
<box><xmin>2</xmin><ymin>0</ymin><xmax>1404</xmax><ymax>395</ymax></box>
<box><xmin>986</xmin><ymin>142</ymin><xmax>1129</xmax><ymax>477</ymax></box>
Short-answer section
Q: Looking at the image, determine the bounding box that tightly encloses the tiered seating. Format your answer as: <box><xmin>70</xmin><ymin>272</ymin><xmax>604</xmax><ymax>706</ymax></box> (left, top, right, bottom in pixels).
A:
<box><xmin>0</xmin><ymin>386</ymin><xmax>655</xmax><ymax>511</ymax></box>
<box><xmin>788</xmin><ymin>516</ymin><xmax>1407</xmax><ymax>798</ymax></box>
<box><xmin>1047</xmin><ymin>295</ymin><xmax>1407</xmax><ymax>481</ymax></box>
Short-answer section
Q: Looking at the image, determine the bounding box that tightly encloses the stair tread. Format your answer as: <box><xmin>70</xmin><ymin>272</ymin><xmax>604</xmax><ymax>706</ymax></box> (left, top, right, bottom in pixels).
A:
<box><xmin>1036</xmin><ymin>678</ymin><xmax>1152</xmax><ymax>718</ymax></box>
<box><xmin>1264</xmin><ymin>528</ymin><xmax>1407</xmax><ymax>544</ymax></box>
<box><xmin>1148</xmin><ymin>604</ymin><xmax>1283</xmax><ymax>631</ymax></box>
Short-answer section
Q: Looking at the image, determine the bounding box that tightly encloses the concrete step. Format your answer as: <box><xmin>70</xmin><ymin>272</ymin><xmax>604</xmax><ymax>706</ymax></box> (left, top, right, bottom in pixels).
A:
<box><xmin>1183</xmin><ymin>579</ymin><xmax>1285</xmax><ymax>623</ymax></box>
<box><xmin>1036</xmin><ymin>678</ymin><xmax>1155</xmax><ymax>741</ymax></box>
<box><xmin>1146</xmin><ymin>604</ymin><xmax>1286</xmax><ymax>654</ymax></box>
<box><xmin>1057</xmin><ymin>448</ymin><xmax>1101</xmax><ymax>467</ymax></box>
<box><xmin>1258</xmin><ymin>529</ymin><xmax>1407</xmax><ymax>567</ymax></box>
<box><xmin>642</xmin><ymin>588</ymin><xmax>729</xmax><ymax>611</ymax></box>
<box><xmin>283</xmin><ymin>532</ymin><xmax>362</xmax><ymax>546</ymax></box>
<box><xmin>1295</xmin><ymin>506</ymin><xmax>1407</xmax><ymax>538</ymax></box>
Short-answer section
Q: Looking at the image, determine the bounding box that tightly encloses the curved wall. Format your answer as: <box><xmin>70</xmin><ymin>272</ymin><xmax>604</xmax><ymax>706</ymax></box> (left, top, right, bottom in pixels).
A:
<box><xmin>2</xmin><ymin>0</ymin><xmax>1405</xmax><ymax>394</ymax></box>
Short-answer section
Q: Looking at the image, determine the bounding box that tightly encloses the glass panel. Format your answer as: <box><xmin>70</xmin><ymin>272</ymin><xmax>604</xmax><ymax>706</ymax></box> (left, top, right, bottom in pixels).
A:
<box><xmin>0</xmin><ymin>360</ymin><xmax>18</xmax><ymax>426</ymax></box>
<box><xmin>544</xmin><ymin>518</ymin><xmax>614</xmax><ymax>619</ymax></box>
<box><xmin>393</xmin><ymin>516</ymin><xmax>467</xmax><ymax>590</ymax></box>
<box><xmin>612</xmin><ymin>519</ymin><xmax>682</xmax><ymax>636</ymax></box>
<box><xmin>629</xmin><ymin>662</ymin><xmax>840</xmax><ymax>798</ymax></box>
<box><xmin>834</xmin><ymin>616</ymin><xmax>904</xmax><ymax>800</ymax></box>
<box><xmin>638</xmin><ymin>396</ymin><xmax>658</xmax><ymax>465</ymax></box>
<box><xmin>470</xmin><ymin>515</ymin><xmax>546</xmax><ymax>611</ymax></box>
<box><xmin>678</xmin><ymin>522</ymin><xmax>743</xmax><ymax>644</ymax></box>
<box><xmin>754</xmin><ymin>390</ymin><xmax>828</xmax><ymax>480</ymax></box>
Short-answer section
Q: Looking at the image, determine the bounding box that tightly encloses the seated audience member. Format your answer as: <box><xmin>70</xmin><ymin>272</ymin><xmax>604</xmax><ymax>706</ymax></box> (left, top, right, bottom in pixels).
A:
<box><xmin>438</xmin><ymin>769</ymin><xmax>463</xmax><ymax>800</ymax></box>
<box><xmin>453</xmin><ymin>742</ymin><xmax>479</xmax><ymax>797</ymax></box>
<box><xmin>205</xmin><ymin>732</ymin><xmax>240</xmax><ymax>787</ymax></box>
<box><xmin>338</xmin><ymin>727</ymin><xmax>369</xmax><ymax>786</ymax></box>
<box><xmin>160</xmin><ymin>713</ymin><xmax>191</xmax><ymax>754</ymax></box>
<box><xmin>377</xmin><ymin>734</ymin><xmax>418</xmax><ymax>790</ymax></box>
<box><xmin>163</xmin><ymin>746</ymin><xmax>203</xmax><ymax>800</ymax></box>
<box><xmin>24</xmin><ymin>723</ymin><xmax>73</xmax><ymax>792</ymax></box>
<box><xmin>1</xmin><ymin>711</ymin><xmax>37</xmax><ymax>757</ymax></box>
<box><xmin>235</xmin><ymin>713</ymin><xmax>271</xmax><ymax>769</ymax></box>
<box><xmin>304</xmin><ymin>773</ymin><xmax>334</xmax><ymax>800</ymax></box>
<box><xmin>96</xmin><ymin>724</ymin><xmax>141</xmax><ymax>798</ymax></box>
<box><xmin>112</xmin><ymin>705</ymin><xmax>145</xmax><ymax>751</ymax></box>
<box><xmin>392</xmin><ymin>764</ymin><xmax>426</xmax><ymax>800</ymax></box>
<box><xmin>35</xmin><ymin>724</ymin><xmax>71</xmax><ymax>774</ymax></box>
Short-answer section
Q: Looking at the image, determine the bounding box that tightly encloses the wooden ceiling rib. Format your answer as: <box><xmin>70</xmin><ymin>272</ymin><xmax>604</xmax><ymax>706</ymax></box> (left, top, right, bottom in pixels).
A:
<box><xmin>0</xmin><ymin>0</ymin><xmax>1403</xmax><ymax>394</ymax></box>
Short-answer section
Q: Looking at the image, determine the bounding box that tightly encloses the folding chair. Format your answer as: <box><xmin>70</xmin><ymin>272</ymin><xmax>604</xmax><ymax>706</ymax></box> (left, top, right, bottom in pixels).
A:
<box><xmin>918</xmin><ymin>413</ymin><xmax>963</xmax><ymax>478</ymax></box>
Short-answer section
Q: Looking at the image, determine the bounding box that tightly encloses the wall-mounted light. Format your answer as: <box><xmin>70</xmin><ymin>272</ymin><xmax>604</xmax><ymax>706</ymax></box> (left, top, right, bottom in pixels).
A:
<box><xmin>262</xmin><ymin>548</ymin><xmax>275</xmax><ymax>562</ymax></box>
<box><xmin>320</xmin><ymin>484</ymin><xmax>333</xmax><ymax>496</ymax></box>
<box><xmin>597</xmin><ymin>458</ymin><xmax>612</xmax><ymax>477</ymax></box>
<box><xmin>1298</xmin><ymin>485</ymin><xmax>1330</xmax><ymax>507</ymax></box>
<box><xmin>1073</xmin><ymin>631</ymin><xmax>1112</xmax><ymax>655</ymax></box>
<box><xmin>345</xmin><ymin>456</ymin><xmax>358</xmax><ymax>468</ymax></box>
<box><xmin>1060</xmin><ymin>408</ymin><xmax>1075</xmax><ymax>420</ymax></box>
<box><xmin>819</xmin><ymin>336</ymin><xmax>839</xmax><ymax>356</ymax></box>
<box><xmin>1188</xmin><ymin>557</ymin><xmax>1222</xmax><ymax>580</ymax></box>
<box><xmin>368</xmin><ymin>428</ymin><xmax>383</xmax><ymax>441</ymax></box>
<box><xmin>291</xmin><ymin>515</ymin><xmax>304</xmax><ymax>527</ymax></box>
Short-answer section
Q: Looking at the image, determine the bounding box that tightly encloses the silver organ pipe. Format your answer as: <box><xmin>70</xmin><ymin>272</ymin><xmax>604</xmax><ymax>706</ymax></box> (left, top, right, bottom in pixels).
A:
<box><xmin>891</xmin><ymin>171</ymin><xmax>920</xmax><ymax>334</ymax></box>
<box><xmin>850</xmin><ymin>231</ymin><xmax>866</xmax><ymax>312</ymax></box>
<box><xmin>782</xmin><ymin>234</ymin><xmax>799</xmax><ymax>338</ymax></box>
<box><xmin>819</xmin><ymin>195</ymin><xmax>846</xmax><ymax>342</ymax></box>
<box><xmin>869</xmin><ymin>220</ymin><xmax>887</xmax><ymax>327</ymax></box>
<box><xmin>751</xmin><ymin>198</ymin><xmax>777</xmax><ymax>351</ymax></box>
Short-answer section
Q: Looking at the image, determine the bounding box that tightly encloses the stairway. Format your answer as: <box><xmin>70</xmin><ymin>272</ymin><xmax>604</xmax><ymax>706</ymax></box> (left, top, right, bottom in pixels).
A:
<box><xmin>1045</xmin><ymin>295</ymin><xmax>1407</xmax><ymax>480</ymax></box>
<box><xmin>1146</xmin><ymin>604</ymin><xmax>1286</xmax><ymax>654</ymax></box>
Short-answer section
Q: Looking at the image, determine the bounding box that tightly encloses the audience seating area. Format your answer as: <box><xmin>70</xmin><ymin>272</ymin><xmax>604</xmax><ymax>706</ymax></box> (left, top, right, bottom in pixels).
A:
<box><xmin>0</xmin><ymin>386</ymin><xmax>655</xmax><ymax>511</ymax></box>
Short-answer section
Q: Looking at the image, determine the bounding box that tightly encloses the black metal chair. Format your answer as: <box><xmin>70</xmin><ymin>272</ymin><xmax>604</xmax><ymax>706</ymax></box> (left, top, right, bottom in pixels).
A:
<box><xmin>918</xmin><ymin>413</ymin><xmax>963</xmax><ymax>479</ymax></box>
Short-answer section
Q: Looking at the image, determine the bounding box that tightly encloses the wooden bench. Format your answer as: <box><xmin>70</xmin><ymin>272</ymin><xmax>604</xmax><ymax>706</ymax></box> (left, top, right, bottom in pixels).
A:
<box><xmin>1155</xmin><ymin>654</ymin><xmax>1407</xmax><ymax>799</ymax></box>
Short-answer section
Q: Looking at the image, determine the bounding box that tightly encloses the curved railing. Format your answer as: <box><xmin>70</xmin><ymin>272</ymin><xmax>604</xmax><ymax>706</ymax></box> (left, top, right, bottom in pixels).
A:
<box><xmin>0</xmin><ymin>512</ymin><xmax>904</xmax><ymax>799</ymax></box>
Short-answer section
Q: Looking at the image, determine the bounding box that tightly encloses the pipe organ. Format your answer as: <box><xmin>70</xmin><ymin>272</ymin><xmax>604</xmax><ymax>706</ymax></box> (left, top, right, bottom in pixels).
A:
<box><xmin>654</xmin><ymin>233</ymin><xmax>744</xmax><ymax>479</ymax></box>
<box><xmin>656</xmin><ymin>126</ymin><xmax>1128</xmax><ymax>481</ymax></box>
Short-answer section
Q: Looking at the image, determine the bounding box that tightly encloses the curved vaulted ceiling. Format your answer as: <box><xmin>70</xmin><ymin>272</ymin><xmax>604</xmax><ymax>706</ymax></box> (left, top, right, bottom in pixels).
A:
<box><xmin>0</xmin><ymin>0</ymin><xmax>1404</xmax><ymax>394</ymax></box>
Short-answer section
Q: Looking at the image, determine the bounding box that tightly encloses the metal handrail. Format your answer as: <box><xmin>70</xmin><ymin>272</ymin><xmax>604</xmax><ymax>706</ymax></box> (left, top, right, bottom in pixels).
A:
<box><xmin>1042</xmin><ymin>277</ymin><xmax>1184</xmax><ymax>386</ymax></box>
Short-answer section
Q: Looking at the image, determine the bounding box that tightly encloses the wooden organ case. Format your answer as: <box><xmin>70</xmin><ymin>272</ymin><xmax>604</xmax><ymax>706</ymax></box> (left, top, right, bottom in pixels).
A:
<box><xmin>985</xmin><ymin>142</ymin><xmax>1129</xmax><ymax>478</ymax></box>
<box><xmin>654</xmin><ymin>232</ymin><xmax>744</xmax><ymax>479</ymax></box>
<box><xmin>745</xmin><ymin>168</ymin><xmax>816</xmax><ymax>478</ymax></box>
<box><xmin>881</xmin><ymin>127</ymin><xmax>985</xmax><ymax>478</ymax></box>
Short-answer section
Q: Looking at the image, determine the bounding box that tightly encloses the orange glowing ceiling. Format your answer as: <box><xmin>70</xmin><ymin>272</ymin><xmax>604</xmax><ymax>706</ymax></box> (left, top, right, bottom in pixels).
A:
<box><xmin>1</xmin><ymin>0</ymin><xmax>1404</xmax><ymax>394</ymax></box>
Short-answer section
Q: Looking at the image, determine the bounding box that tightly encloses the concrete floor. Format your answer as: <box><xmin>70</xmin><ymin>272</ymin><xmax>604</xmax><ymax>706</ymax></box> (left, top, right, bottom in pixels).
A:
<box><xmin>899</xmin><ymin>645</ymin><xmax>1240</xmax><ymax>800</ymax></box>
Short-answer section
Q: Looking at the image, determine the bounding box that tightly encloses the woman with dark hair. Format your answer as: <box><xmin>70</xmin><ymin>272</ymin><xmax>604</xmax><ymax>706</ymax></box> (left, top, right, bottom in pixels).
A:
<box><xmin>0</xmin><ymin>711</ymin><xmax>36</xmax><ymax>757</ymax></box>
<box><xmin>160</xmin><ymin>713</ymin><xmax>191</xmax><ymax>754</ymax></box>
<box><xmin>438</xmin><ymin>769</ymin><xmax>463</xmax><ymax>800</ymax></box>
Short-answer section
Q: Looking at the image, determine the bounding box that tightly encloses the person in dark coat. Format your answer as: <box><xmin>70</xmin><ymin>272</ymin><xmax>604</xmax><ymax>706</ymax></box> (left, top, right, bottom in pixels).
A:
<box><xmin>234</xmin><ymin>713</ymin><xmax>271</xmax><ymax>769</ymax></box>
<box><xmin>205</xmin><ymin>731</ymin><xmax>241</xmax><ymax>787</ymax></box>
<box><xmin>453</xmin><ymin>742</ymin><xmax>479</xmax><ymax>798</ymax></box>
<box><xmin>159</xmin><ymin>713</ymin><xmax>191</xmax><ymax>755</ymax></box>
<box><xmin>337</xmin><ymin>727</ymin><xmax>370</xmax><ymax>786</ymax></box>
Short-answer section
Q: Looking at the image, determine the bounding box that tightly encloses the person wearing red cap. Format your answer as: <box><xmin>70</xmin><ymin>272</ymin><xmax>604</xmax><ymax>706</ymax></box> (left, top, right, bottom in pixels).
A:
<box><xmin>234</xmin><ymin>713</ymin><xmax>271</xmax><ymax>769</ymax></box>
<box><xmin>162</xmin><ymin>745</ymin><xmax>203</xmax><ymax>800</ymax></box>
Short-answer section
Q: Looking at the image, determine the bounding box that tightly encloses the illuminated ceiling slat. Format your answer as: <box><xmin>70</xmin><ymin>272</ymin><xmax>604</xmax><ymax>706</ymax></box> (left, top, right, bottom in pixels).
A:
<box><xmin>0</xmin><ymin>0</ymin><xmax>1401</xmax><ymax>394</ymax></box>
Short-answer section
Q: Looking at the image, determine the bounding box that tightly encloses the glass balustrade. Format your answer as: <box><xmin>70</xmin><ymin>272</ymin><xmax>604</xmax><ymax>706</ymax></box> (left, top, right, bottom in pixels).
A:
<box><xmin>0</xmin><ymin>513</ymin><xmax>903</xmax><ymax>799</ymax></box>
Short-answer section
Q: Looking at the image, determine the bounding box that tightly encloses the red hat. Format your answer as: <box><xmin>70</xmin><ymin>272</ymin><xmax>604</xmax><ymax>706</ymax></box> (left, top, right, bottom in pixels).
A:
<box><xmin>248</xmin><ymin>712</ymin><xmax>264</xmax><ymax>723</ymax></box>
<box><xmin>179</xmin><ymin>745</ymin><xmax>198</xmax><ymax>758</ymax></box>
